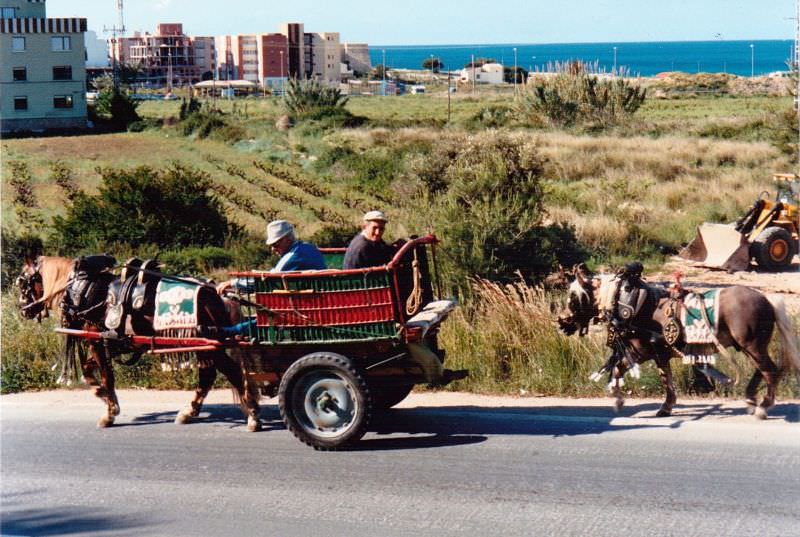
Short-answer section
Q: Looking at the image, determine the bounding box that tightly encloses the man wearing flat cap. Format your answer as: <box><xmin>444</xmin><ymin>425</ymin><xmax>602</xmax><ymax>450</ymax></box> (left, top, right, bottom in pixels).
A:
<box><xmin>343</xmin><ymin>211</ymin><xmax>396</xmax><ymax>269</ymax></box>
<box><xmin>217</xmin><ymin>220</ymin><xmax>325</xmax><ymax>295</ymax></box>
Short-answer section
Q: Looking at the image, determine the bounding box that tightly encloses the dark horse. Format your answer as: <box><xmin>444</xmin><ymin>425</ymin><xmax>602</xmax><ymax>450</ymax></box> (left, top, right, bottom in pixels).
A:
<box><xmin>558</xmin><ymin>263</ymin><xmax>800</xmax><ymax>419</ymax></box>
<box><xmin>17</xmin><ymin>255</ymin><xmax>261</xmax><ymax>430</ymax></box>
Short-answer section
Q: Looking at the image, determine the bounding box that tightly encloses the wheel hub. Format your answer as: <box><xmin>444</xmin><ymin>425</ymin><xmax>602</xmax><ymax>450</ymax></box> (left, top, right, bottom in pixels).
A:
<box><xmin>769</xmin><ymin>239</ymin><xmax>788</xmax><ymax>262</ymax></box>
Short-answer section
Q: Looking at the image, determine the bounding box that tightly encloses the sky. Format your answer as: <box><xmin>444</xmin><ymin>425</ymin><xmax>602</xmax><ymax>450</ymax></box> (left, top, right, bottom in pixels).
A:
<box><xmin>49</xmin><ymin>0</ymin><xmax>795</xmax><ymax>45</ymax></box>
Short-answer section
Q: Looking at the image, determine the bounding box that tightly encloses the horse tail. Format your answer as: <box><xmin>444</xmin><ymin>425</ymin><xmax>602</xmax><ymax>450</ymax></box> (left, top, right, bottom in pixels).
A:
<box><xmin>766</xmin><ymin>295</ymin><xmax>800</xmax><ymax>373</ymax></box>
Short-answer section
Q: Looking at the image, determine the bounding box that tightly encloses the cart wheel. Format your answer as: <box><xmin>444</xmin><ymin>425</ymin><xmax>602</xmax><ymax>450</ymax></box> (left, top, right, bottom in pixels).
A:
<box><xmin>278</xmin><ymin>353</ymin><xmax>371</xmax><ymax>450</ymax></box>
<box><xmin>372</xmin><ymin>384</ymin><xmax>414</xmax><ymax>410</ymax></box>
<box><xmin>752</xmin><ymin>226</ymin><xmax>796</xmax><ymax>271</ymax></box>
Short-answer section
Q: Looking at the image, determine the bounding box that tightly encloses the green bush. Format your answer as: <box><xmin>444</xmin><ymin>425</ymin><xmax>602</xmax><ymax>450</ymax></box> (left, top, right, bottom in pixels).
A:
<box><xmin>405</xmin><ymin>133</ymin><xmax>589</xmax><ymax>288</ymax></box>
<box><xmin>309</xmin><ymin>225</ymin><xmax>358</xmax><ymax>247</ymax></box>
<box><xmin>160</xmin><ymin>246</ymin><xmax>233</xmax><ymax>274</ymax></box>
<box><xmin>314</xmin><ymin>145</ymin><xmax>402</xmax><ymax>199</ymax></box>
<box><xmin>517</xmin><ymin>61</ymin><xmax>646</xmax><ymax>129</ymax></box>
<box><xmin>49</xmin><ymin>164</ymin><xmax>238</xmax><ymax>253</ymax></box>
<box><xmin>284</xmin><ymin>78</ymin><xmax>349</xmax><ymax>120</ymax></box>
<box><xmin>94</xmin><ymin>88</ymin><xmax>141</xmax><ymax>130</ymax></box>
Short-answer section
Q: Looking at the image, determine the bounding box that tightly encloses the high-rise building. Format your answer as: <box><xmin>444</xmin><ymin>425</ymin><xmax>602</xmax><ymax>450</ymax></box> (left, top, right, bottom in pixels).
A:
<box><xmin>279</xmin><ymin>22</ymin><xmax>304</xmax><ymax>79</ymax></box>
<box><xmin>304</xmin><ymin>31</ymin><xmax>340</xmax><ymax>86</ymax></box>
<box><xmin>0</xmin><ymin>0</ymin><xmax>88</xmax><ymax>133</ymax></box>
<box><xmin>214</xmin><ymin>33</ymin><xmax>288</xmax><ymax>89</ymax></box>
<box><xmin>113</xmin><ymin>23</ymin><xmax>214</xmax><ymax>86</ymax></box>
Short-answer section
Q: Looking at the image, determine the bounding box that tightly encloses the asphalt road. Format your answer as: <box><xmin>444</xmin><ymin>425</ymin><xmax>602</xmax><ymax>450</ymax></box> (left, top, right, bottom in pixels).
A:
<box><xmin>2</xmin><ymin>390</ymin><xmax>799</xmax><ymax>537</ymax></box>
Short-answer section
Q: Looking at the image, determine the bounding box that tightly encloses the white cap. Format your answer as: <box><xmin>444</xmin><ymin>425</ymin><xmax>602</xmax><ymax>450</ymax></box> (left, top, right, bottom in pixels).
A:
<box><xmin>363</xmin><ymin>210</ymin><xmax>388</xmax><ymax>223</ymax></box>
<box><xmin>265</xmin><ymin>220</ymin><xmax>294</xmax><ymax>245</ymax></box>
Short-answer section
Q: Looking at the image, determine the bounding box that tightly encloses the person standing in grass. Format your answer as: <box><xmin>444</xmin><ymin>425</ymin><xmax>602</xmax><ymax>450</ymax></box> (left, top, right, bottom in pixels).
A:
<box><xmin>343</xmin><ymin>211</ymin><xmax>396</xmax><ymax>269</ymax></box>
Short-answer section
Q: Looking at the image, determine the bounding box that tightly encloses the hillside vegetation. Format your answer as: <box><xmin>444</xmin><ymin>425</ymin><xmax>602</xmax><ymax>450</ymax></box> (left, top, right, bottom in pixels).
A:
<box><xmin>2</xmin><ymin>74</ymin><xmax>797</xmax><ymax>396</ymax></box>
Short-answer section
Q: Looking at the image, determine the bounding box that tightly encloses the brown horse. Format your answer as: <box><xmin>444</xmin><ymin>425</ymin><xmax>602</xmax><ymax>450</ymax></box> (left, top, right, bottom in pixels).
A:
<box><xmin>558</xmin><ymin>263</ymin><xmax>800</xmax><ymax>419</ymax></box>
<box><xmin>16</xmin><ymin>255</ymin><xmax>73</xmax><ymax>321</ymax></box>
<box><xmin>17</xmin><ymin>255</ymin><xmax>262</xmax><ymax>430</ymax></box>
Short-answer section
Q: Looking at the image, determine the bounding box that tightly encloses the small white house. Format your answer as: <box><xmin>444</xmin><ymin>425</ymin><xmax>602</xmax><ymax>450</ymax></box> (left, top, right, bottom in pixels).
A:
<box><xmin>459</xmin><ymin>62</ymin><xmax>504</xmax><ymax>85</ymax></box>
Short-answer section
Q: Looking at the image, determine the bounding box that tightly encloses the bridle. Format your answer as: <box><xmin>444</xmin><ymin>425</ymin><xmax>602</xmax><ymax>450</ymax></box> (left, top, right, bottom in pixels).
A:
<box><xmin>17</xmin><ymin>260</ymin><xmax>46</xmax><ymax>321</ymax></box>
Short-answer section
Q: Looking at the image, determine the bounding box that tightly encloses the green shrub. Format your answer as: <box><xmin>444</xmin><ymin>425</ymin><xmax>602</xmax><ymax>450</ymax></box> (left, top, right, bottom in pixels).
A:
<box><xmin>160</xmin><ymin>246</ymin><xmax>233</xmax><ymax>274</ymax></box>
<box><xmin>517</xmin><ymin>61</ymin><xmax>646</xmax><ymax>129</ymax></box>
<box><xmin>284</xmin><ymin>78</ymin><xmax>349</xmax><ymax>119</ymax></box>
<box><xmin>309</xmin><ymin>225</ymin><xmax>357</xmax><ymax>247</ymax></box>
<box><xmin>406</xmin><ymin>133</ymin><xmax>589</xmax><ymax>288</ymax></box>
<box><xmin>314</xmin><ymin>145</ymin><xmax>402</xmax><ymax>199</ymax></box>
<box><xmin>49</xmin><ymin>164</ymin><xmax>238</xmax><ymax>253</ymax></box>
<box><xmin>94</xmin><ymin>88</ymin><xmax>140</xmax><ymax>130</ymax></box>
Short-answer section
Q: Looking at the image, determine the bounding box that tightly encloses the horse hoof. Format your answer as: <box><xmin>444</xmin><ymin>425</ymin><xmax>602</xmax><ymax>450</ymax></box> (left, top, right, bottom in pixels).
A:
<box><xmin>754</xmin><ymin>407</ymin><xmax>768</xmax><ymax>420</ymax></box>
<box><xmin>175</xmin><ymin>411</ymin><xmax>194</xmax><ymax>425</ymax></box>
<box><xmin>246</xmin><ymin>417</ymin><xmax>262</xmax><ymax>433</ymax></box>
<box><xmin>745</xmin><ymin>404</ymin><xmax>756</xmax><ymax>415</ymax></box>
<box><xmin>656</xmin><ymin>408</ymin><xmax>672</xmax><ymax>418</ymax></box>
<box><xmin>111</xmin><ymin>404</ymin><xmax>121</xmax><ymax>417</ymax></box>
<box><xmin>97</xmin><ymin>416</ymin><xmax>114</xmax><ymax>428</ymax></box>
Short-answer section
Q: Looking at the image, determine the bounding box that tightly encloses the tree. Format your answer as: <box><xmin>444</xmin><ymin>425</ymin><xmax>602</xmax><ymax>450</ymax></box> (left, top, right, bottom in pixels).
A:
<box><xmin>422</xmin><ymin>58</ymin><xmax>444</xmax><ymax>73</ymax></box>
<box><xmin>465</xmin><ymin>57</ymin><xmax>496</xmax><ymax>68</ymax></box>
<box><xmin>372</xmin><ymin>64</ymin><xmax>388</xmax><ymax>80</ymax></box>
<box><xmin>504</xmin><ymin>66</ymin><xmax>528</xmax><ymax>84</ymax></box>
<box><xmin>50</xmin><ymin>164</ymin><xmax>236</xmax><ymax>252</ymax></box>
<box><xmin>93</xmin><ymin>88</ymin><xmax>140</xmax><ymax>130</ymax></box>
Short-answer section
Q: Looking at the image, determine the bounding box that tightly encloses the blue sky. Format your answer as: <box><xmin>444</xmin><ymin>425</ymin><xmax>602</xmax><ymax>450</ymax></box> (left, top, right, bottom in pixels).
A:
<box><xmin>51</xmin><ymin>0</ymin><xmax>794</xmax><ymax>45</ymax></box>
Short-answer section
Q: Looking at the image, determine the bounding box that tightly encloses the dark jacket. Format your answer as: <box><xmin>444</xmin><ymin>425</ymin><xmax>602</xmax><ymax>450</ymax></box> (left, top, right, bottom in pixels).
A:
<box><xmin>343</xmin><ymin>233</ymin><xmax>395</xmax><ymax>269</ymax></box>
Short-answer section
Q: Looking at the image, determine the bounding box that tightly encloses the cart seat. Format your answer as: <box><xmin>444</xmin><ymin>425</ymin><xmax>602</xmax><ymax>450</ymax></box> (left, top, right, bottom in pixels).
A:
<box><xmin>405</xmin><ymin>299</ymin><xmax>457</xmax><ymax>338</ymax></box>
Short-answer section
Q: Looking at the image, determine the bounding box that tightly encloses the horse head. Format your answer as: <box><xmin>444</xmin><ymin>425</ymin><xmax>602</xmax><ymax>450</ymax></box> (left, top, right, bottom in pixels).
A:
<box><xmin>557</xmin><ymin>263</ymin><xmax>602</xmax><ymax>336</ymax></box>
<box><xmin>17</xmin><ymin>256</ymin><xmax>46</xmax><ymax>320</ymax></box>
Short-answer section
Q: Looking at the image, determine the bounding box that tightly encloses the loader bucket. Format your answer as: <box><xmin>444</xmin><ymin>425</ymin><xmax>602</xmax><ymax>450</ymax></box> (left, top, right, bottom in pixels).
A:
<box><xmin>679</xmin><ymin>223</ymin><xmax>751</xmax><ymax>271</ymax></box>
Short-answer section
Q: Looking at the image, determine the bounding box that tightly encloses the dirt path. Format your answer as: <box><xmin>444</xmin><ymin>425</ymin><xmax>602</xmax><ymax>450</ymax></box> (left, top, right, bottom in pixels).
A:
<box><xmin>648</xmin><ymin>256</ymin><xmax>800</xmax><ymax>313</ymax></box>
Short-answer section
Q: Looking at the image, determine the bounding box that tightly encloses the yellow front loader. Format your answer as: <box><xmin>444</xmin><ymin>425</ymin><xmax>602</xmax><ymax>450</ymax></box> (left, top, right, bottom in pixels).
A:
<box><xmin>680</xmin><ymin>174</ymin><xmax>799</xmax><ymax>272</ymax></box>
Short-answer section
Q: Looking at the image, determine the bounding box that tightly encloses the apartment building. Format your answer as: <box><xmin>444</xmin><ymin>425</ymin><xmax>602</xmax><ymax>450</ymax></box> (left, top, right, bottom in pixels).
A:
<box><xmin>215</xmin><ymin>33</ymin><xmax>288</xmax><ymax>89</ymax></box>
<box><xmin>304</xmin><ymin>31</ymin><xmax>339</xmax><ymax>86</ymax></box>
<box><xmin>1</xmin><ymin>0</ymin><xmax>87</xmax><ymax>133</ymax></box>
<box><xmin>279</xmin><ymin>22</ymin><xmax>304</xmax><ymax>79</ymax></box>
<box><xmin>114</xmin><ymin>23</ymin><xmax>214</xmax><ymax>86</ymax></box>
<box><xmin>341</xmin><ymin>43</ymin><xmax>371</xmax><ymax>76</ymax></box>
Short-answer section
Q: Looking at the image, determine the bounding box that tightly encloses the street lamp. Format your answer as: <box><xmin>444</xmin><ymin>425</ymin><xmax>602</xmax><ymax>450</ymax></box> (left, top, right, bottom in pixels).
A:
<box><xmin>750</xmin><ymin>43</ymin><xmax>755</xmax><ymax>77</ymax></box>
<box><xmin>613</xmin><ymin>46</ymin><xmax>617</xmax><ymax>74</ymax></box>
<box><xmin>513</xmin><ymin>47</ymin><xmax>517</xmax><ymax>92</ymax></box>
<box><xmin>382</xmin><ymin>49</ymin><xmax>386</xmax><ymax>95</ymax></box>
<box><xmin>279</xmin><ymin>49</ymin><xmax>284</xmax><ymax>95</ymax></box>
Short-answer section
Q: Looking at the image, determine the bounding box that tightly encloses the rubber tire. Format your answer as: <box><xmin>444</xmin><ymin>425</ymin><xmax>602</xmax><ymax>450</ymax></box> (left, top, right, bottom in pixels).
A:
<box><xmin>371</xmin><ymin>384</ymin><xmax>414</xmax><ymax>410</ymax></box>
<box><xmin>278</xmin><ymin>353</ymin><xmax>371</xmax><ymax>450</ymax></box>
<box><xmin>751</xmin><ymin>226</ymin><xmax>797</xmax><ymax>271</ymax></box>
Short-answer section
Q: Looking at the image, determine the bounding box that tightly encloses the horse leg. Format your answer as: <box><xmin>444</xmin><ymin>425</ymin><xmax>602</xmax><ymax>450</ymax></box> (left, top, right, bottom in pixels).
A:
<box><xmin>744</xmin><ymin>369</ymin><xmax>763</xmax><ymax>415</ymax></box>
<box><xmin>739</xmin><ymin>337</ymin><xmax>779</xmax><ymax>420</ymax></box>
<box><xmin>655</xmin><ymin>353</ymin><xmax>676</xmax><ymax>417</ymax></box>
<box><xmin>175</xmin><ymin>359</ymin><xmax>216</xmax><ymax>424</ymax></box>
<box><xmin>212</xmin><ymin>351</ymin><xmax>262</xmax><ymax>432</ymax></box>
<box><xmin>83</xmin><ymin>342</ymin><xmax>120</xmax><ymax>428</ymax></box>
<box><xmin>610</xmin><ymin>365</ymin><xmax>627</xmax><ymax>413</ymax></box>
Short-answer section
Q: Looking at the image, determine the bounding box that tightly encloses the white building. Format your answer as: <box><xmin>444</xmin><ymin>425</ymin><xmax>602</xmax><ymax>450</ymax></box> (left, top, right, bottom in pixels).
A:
<box><xmin>460</xmin><ymin>62</ymin><xmax>504</xmax><ymax>84</ymax></box>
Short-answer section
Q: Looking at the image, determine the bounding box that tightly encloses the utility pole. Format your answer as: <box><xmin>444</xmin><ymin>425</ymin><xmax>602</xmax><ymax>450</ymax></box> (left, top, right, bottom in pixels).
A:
<box><xmin>279</xmin><ymin>49</ymin><xmax>284</xmax><ymax>96</ymax></box>
<box><xmin>795</xmin><ymin>0</ymin><xmax>800</xmax><ymax>171</ymax></box>
<box><xmin>447</xmin><ymin>67</ymin><xmax>451</xmax><ymax>122</ymax></box>
<box><xmin>750</xmin><ymin>43</ymin><xmax>755</xmax><ymax>77</ymax></box>
<box><xmin>613</xmin><ymin>46</ymin><xmax>617</xmax><ymax>74</ymax></box>
<box><xmin>103</xmin><ymin>0</ymin><xmax>126</xmax><ymax>91</ymax></box>
<box><xmin>382</xmin><ymin>48</ymin><xmax>386</xmax><ymax>95</ymax></box>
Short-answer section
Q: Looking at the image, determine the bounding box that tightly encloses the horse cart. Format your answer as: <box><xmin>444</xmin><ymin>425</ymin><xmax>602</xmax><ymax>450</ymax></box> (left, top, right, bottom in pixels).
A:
<box><xmin>55</xmin><ymin>235</ymin><xmax>467</xmax><ymax>449</ymax></box>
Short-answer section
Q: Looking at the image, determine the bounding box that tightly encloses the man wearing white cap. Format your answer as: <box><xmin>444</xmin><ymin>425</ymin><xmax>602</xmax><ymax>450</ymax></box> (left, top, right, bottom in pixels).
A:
<box><xmin>217</xmin><ymin>220</ymin><xmax>325</xmax><ymax>295</ymax></box>
<box><xmin>343</xmin><ymin>211</ymin><xmax>396</xmax><ymax>269</ymax></box>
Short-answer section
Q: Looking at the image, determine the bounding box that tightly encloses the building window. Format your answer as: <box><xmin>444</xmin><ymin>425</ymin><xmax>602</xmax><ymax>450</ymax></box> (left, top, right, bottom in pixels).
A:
<box><xmin>14</xmin><ymin>96</ymin><xmax>28</xmax><ymax>110</ymax></box>
<box><xmin>52</xmin><ymin>66</ymin><xmax>72</xmax><ymax>80</ymax></box>
<box><xmin>51</xmin><ymin>36</ymin><xmax>71</xmax><ymax>52</ymax></box>
<box><xmin>53</xmin><ymin>95</ymin><xmax>73</xmax><ymax>109</ymax></box>
<box><xmin>1</xmin><ymin>7</ymin><xmax>16</xmax><ymax>17</ymax></box>
<box><xmin>12</xmin><ymin>36</ymin><xmax>25</xmax><ymax>51</ymax></box>
<box><xmin>13</xmin><ymin>67</ymin><xmax>26</xmax><ymax>81</ymax></box>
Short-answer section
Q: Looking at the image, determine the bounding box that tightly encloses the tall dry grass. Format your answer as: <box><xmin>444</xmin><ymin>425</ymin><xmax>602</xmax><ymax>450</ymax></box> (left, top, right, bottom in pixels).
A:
<box><xmin>439</xmin><ymin>279</ymin><xmax>800</xmax><ymax>398</ymax></box>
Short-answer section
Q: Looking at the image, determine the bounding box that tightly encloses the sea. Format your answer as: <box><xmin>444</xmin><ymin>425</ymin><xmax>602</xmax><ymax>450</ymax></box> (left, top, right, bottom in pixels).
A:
<box><xmin>370</xmin><ymin>40</ymin><xmax>793</xmax><ymax>77</ymax></box>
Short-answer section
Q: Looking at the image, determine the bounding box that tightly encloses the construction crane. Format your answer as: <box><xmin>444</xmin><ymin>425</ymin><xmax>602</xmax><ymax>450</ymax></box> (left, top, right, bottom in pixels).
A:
<box><xmin>103</xmin><ymin>0</ymin><xmax>126</xmax><ymax>90</ymax></box>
